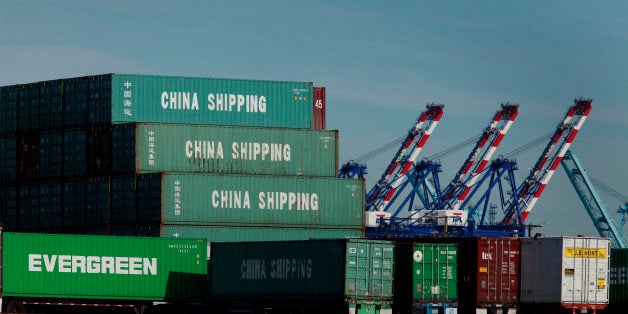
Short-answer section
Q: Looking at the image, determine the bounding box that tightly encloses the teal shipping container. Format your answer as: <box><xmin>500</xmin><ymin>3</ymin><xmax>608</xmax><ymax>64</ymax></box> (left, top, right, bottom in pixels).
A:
<box><xmin>161</xmin><ymin>224</ymin><xmax>363</xmax><ymax>242</ymax></box>
<box><xmin>209</xmin><ymin>239</ymin><xmax>394</xmax><ymax>314</ymax></box>
<box><xmin>161</xmin><ymin>173</ymin><xmax>365</xmax><ymax>228</ymax></box>
<box><xmin>0</xmin><ymin>231</ymin><xmax>207</xmax><ymax>303</ymax></box>
<box><xmin>136</xmin><ymin>123</ymin><xmax>338</xmax><ymax>176</ymax></box>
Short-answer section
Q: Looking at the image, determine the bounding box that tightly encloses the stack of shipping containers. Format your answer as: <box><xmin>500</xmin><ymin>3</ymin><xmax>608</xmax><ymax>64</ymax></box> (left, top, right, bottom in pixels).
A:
<box><xmin>0</xmin><ymin>74</ymin><xmax>366</xmax><ymax>240</ymax></box>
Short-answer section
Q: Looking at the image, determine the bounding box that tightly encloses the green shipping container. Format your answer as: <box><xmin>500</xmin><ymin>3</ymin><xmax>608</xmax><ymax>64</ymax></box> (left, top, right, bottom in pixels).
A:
<box><xmin>210</xmin><ymin>239</ymin><xmax>394</xmax><ymax>303</ymax></box>
<box><xmin>136</xmin><ymin>123</ymin><xmax>338</xmax><ymax>176</ymax></box>
<box><xmin>161</xmin><ymin>224</ymin><xmax>364</xmax><ymax>242</ymax></box>
<box><xmin>0</xmin><ymin>231</ymin><xmax>207</xmax><ymax>302</ymax></box>
<box><xmin>412</xmin><ymin>243</ymin><xmax>457</xmax><ymax>302</ymax></box>
<box><xmin>161</xmin><ymin>173</ymin><xmax>365</xmax><ymax>228</ymax></box>
<box><xmin>393</xmin><ymin>242</ymin><xmax>458</xmax><ymax>314</ymax></box>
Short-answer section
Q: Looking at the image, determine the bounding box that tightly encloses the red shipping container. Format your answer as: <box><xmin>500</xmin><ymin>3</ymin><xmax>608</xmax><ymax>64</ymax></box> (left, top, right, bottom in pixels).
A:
<box><xmin>472</xmin><ymin>237</ymin><xmax>520</xmax><ymax>309</ymax></box>
<box><xmin>313</xmin><ymin>87</ymin><xmax>326</xmax><ymax>130</ymax></box>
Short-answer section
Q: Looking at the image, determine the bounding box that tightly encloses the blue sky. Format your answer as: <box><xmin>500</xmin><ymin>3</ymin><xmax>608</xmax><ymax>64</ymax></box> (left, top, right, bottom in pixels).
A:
<box><xmin>2</xmin><ymin>1</ymin><xmax>627</xmax><ymax>237</ymax></box>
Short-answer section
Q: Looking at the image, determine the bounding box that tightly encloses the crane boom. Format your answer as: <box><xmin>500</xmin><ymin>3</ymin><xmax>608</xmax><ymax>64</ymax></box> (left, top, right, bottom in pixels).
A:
<box><xmin>503</xmin><ymin>98</ymin><xmax>592</xmax><ymax>225</ymax></box>
<box><xmin>366</xmin><ymin>104</ymin><xmax>444</xmax><ymax>212</ymax></box>
<box><xmin>561</xmin><ymin>150</ymin><xmax>628</xmax><ymax>248</ymax></box>
<box><xmin>443</xmin><ymin>103</ymin><xmax>519</xmax><ymax>210</ymax></box>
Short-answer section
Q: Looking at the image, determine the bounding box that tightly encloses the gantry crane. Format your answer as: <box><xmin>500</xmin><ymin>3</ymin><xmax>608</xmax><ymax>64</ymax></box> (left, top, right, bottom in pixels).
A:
<box><xmin>354</xmin><ymin>103</ymin><xmax>519</xmax><ymax>237</ymax></box>
<box><xmin>339</xmin><ymin>98</ymin><xmax>593</xmax><ymax>238</ymax></box>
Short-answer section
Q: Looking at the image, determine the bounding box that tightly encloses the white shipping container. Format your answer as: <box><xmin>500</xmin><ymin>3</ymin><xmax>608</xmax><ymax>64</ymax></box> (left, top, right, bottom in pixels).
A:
<box><xmin>520</xmin><ymin>236</ymin><xmax>610</xmax><ymax>307</ymax></box>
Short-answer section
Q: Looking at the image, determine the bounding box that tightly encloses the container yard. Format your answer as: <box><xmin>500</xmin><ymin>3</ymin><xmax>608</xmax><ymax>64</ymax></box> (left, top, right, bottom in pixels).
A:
<box><xmin>0</xmin><ymin>72</ymin><xmax>624</xmax><ymax>314</ymax></box>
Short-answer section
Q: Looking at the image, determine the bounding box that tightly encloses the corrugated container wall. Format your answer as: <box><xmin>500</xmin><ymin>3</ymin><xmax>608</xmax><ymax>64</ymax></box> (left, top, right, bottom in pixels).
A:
<box><xmin>161</xmin><ymin>224</ymin><xmax>363</xmax><ymax>242</ymax></box>
<box><xmin>1</xmin><ymin>232</ymin><xmax>207</xmax><ymax>301</ymax></box>
<box><xmin>1</xmin><ymin>74</ymin><xmax>319</xmax><ymax>130</ymax></box>
<box><xmin>2</xmin><ymin>123</ymin><xmax>338</xmax><ymax>182</ymax></box>
<box><xmin>2</xmin><ymin>172</ymin><xmax>365</xmax><ymax>238</ymax></box>
<box><xmin>393</xmin><ymin>242</ymin><xmax>458</xmax><ymax>314</ymax></box>
<box><xmin>520</xmin><ymin>237</ymin><xmax>610</xmax><ymax>308</ymax></box>
<box><xmin>109</xmin><ymin>74</ymin><xmax>314</xmax><ymax>128</ymax></box>
<box><xmin>209</xmin><ymin>239</ymin><xmax>394</xmax><ymax>303</ymax></box>
<box><xmin>2</xmin><ymin>174</ymin><xmax>162</xmax><ymax>234</ymax></box>
<box><xmin>161</xmin><ymin>173</ymin><xmax>365</xmax><ymax>228</ymax></box>
<box><xmin>136</xmin><ymin>123</ymin><xmax>338</xmax><ymax>176</ymax></box>
<box><xmin>313</xmin><ymin>87</ymin><xmax>326</xmax><ymax>130</ymax></box>
<box><xmin>610</xmin><ymin>248</ymin><xmax>628</xmax><ymax>309</ymax></box>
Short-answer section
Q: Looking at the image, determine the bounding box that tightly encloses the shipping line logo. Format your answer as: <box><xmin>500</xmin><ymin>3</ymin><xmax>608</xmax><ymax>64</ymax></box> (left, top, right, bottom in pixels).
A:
<box><xmin>241</xmin><ymin>258</ymin><xmax>312</xmax><ymax>280</ymax></box>
<box><xmin>28</xmin><ymin>254</ymin><xmax>158</xmax><ymax>275</ymax></box>
<box><xmin>185</xmin><ymin>140</ymin><xmax>291</xmax><ymax>162</ymax></box>
<box><xmin>161</xmin><ymin>91</ymin><xmax>267</xmax><ymax>113</ymax></box>
<box><xmin>565</xmin><ymin>248</ymin><xmax>607</xmax><ymax>258</ymax></box>
<box><xmin>211</xmin><ymin>190</ymin><xmax>319</xmax><ymax>211</ymax></box>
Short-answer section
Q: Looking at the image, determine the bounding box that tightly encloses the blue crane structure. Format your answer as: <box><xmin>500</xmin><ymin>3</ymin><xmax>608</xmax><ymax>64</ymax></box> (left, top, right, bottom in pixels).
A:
<box><xmin>561</xmin><ymin>149</ymin><xmax>628</xmax><ymax>249</ymax></box>
<box><xmin>340</xmin><ymin>98</ymin><xmax>594</xmax><ymax>238</ymax></box>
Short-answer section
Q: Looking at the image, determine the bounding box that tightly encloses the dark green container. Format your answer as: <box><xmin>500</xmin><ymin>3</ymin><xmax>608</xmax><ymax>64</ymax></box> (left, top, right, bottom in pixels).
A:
<box><xmin>210</xmin><ymin>239</ymin><xmax>394</xmax><ymax>303</ymax></box>
<box><xmin>1</xmin><ymin>231</ymin><xmax>207</xmax><ymax>302</ymax></box>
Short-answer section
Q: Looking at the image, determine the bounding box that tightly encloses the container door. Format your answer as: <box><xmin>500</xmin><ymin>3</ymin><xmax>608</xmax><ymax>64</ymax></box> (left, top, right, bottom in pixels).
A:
<box><xmin>413</xmin><ymin>243</ymin><xmax>457</xmax><ymax>303</ymax></box>
<box><xmin>562</xmin><ymin>237</ymin><xmax>610</xmax><ymax>305</ymax></box>
<box><xmin>345</xmin><ymin>240</ymin><xmax>394</xmax><ymax>300</ymax></box>
<box><xmin>476</xmin><ymin>238</ymin><xmax>519</xmax><ymax>306</ymax></box>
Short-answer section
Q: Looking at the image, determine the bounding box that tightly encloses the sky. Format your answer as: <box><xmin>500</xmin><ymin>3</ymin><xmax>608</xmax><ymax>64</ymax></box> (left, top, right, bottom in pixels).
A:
<box><xmin>2</xmin><ymin>1</ymin><xmax>627</xmax><ymax>238</ymax></box>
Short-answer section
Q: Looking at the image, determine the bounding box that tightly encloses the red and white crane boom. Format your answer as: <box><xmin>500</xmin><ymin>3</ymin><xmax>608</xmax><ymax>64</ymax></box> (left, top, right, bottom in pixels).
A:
<box><xmin>366</xmin><ymin>104</ymin><xmax>444</xmax><ymax>212</ymax></box>
<box><xmin>503</xmin><ymin>98</ymin><xmax>592</xmax><ymax>224</ymax></box>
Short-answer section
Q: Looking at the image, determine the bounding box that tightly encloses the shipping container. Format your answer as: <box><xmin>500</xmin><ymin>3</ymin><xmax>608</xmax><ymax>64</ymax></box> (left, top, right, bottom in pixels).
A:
<box><xmin>0</xmin><ymin>230</ymin><xmax>207</xmax><ymax>312</ymax></box>
<box><xmin>0</xmin><ymin>85</ymin><xmax>19</xmax><ymax>133</ymax></box>
<box><xmin>209</xmin><ymin>239</ymin><xmax>394</xmax><ymax>314</ymax></box>
<box><xmin>38</xmin><ymin>80</ymin><xmax>63</xmax><ymax>129</ymax></box>
<box><xmin>3</xmin><ymin>74</ymin><xmax>323</xmax><ymax>130</ymax></box>
<box><xmin>519</xmin><ymin>236</ymin><xmax>610</xmax><ymax>313</ymax></box>
<box><xmin>394</xmin><ymin>242</ymin><xmax>458</xmax><ymax>314</ymax></box>
<box><xmin>161</xmin><ymin>224</ymin><xmax>364</xmax><ymax>242</ymax></box>
<box><xmin>0</xmin><ymin>135</ymin><xmax>17</xmax><ymax>182</ymax></box>
<box><xmin>135</xmin><ymin>123</ymin><xmax>338</xmax><ymax>176</ymax></box>
<box><xmin>313</xmin><ymin>86</ymin><xmax>326</xmax><ymax>130</ymax></box>
<box><xmin>393</xmin><ymin>237</ymin><xmax>519</xmax><ymax>314</ymax></box>
<box><xmin>161</xmin><ymin>173</ymin><xmax>364</xmax><ymax>228</ymax></box>
<box><xmin>0</xmin><ymin>184</ymin><xmax>18</xmax><ymax>231</ymax></box>
<box><xmin>609</xmin><ymin>248</ymin><xmax>628</xmax><ymax>313</ymax></box>
<box><xmin>5</xmin><ymin>174</ymin><xmax>161</xmax><ymax>234</ymax></box>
